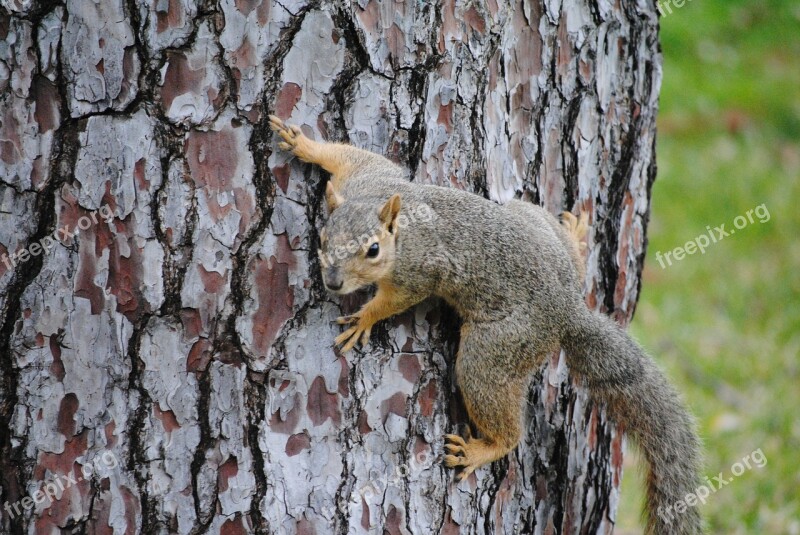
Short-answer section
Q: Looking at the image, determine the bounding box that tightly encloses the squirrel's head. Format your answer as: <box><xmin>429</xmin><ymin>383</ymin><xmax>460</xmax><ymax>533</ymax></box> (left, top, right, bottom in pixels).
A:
<box><xmin>317</xmin><ymin>185</ymin><xmax>402</xmax><ymax>295</ymax></box>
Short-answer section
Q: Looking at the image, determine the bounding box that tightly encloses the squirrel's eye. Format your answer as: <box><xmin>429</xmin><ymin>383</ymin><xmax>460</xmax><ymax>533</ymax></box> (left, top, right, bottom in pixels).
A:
<box><xmin>366</xmin><ymin>243</ymin><xmax>380</xmax><ymax>258</ymax></box>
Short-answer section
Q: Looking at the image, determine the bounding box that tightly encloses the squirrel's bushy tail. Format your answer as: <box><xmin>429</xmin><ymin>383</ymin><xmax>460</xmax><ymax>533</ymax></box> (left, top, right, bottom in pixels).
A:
<box><xmin>562</xmin><ymin>310</ymin><xmax>703</xmax><ymax>534</ymax></box>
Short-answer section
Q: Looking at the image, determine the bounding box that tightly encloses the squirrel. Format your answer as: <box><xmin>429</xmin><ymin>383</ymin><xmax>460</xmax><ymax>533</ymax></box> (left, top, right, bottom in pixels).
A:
<box><xmin>269</xmin><ymin>116</ymin><xmax>702</xmax><ymax>534</ymax></box>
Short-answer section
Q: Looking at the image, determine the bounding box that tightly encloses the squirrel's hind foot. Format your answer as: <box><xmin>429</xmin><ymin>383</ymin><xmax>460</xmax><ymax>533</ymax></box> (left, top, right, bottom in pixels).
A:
<box><xmin>443</xmin><ymin>434</ymin><xmax>509</xmax><ymax>482</ymax></box>
<box><xmin>561</xmin><ymin>211</ymin><xmax>589</xmax><ymax>252</ymax></box>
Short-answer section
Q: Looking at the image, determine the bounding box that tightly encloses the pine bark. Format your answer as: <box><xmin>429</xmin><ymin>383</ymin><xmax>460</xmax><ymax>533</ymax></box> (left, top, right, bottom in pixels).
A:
<box><xmin>0</xmin><ymin>0</ymin><xmax>660</xmax><ymax>533</ymax></box>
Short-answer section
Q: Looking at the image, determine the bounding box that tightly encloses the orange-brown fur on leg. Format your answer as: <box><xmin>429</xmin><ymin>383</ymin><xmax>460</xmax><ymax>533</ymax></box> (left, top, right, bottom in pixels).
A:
<box><xmin>444</xmin><ymin>325</ymin><xmax>532</xmax><ymax>481</ymax></box>
<box><xmin>269</xmin><ymin>115</ymin><xmax>386</xmax><ymax>191</ymax></box>
<box><xmin>444</xmin><ymin>434</ymin><xmax>517</xmax><ymax>482</ymax></box>
<box><xmin>335</xmin><ymin>283</ymin><xmax>418</xmax><ymax>352</ymax></box>
<box><xmin>443</xmin><ymin>435</ymin><xmax>513</xmax><ymax>481</ymax></box>
<box><xmin>443</xmin><ymin>382</ymin><xmax>524</xmax><ymax>481</ymax></box>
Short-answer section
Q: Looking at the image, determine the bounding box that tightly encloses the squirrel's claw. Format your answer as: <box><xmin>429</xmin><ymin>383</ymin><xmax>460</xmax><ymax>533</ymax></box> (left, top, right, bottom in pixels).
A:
<box><xmin>335</xmin><ymin>322</ymin><xmax>372</xmax><ymax>352</ymax></box>
<box><xmin>334</xmin><ymin>311</ymin><xmax>374</xmax><ymax>352</ymax></box>
<box><xmin>443</xmin><ymin>435</ymin><xmax>468</xmax><ymax>470</ymax></box>
<box><xmin>443</xmin><ymin>433</ymin><xmax>488</xmax><ymax>482</ymax></box>
<box><xmin>335</xmin><ymin>326</ymin><xmax>358</xmax><ymax>351</ymax></box>
<box><xmin>444</xmin><ymin>443</ymin><xmax>465</xmax><ymax>455</ymax></box>
<box><xmin>444</xmin><ymin>434</ymin><xmax>466</xmax><ymax>447</ymax></box>
<box><xmin>268</xmin><ymin>115</ymin><xmax>288</xmax><ymax>134</ymax></box>
<box><xmin>443</xmin><ymin>452</ymin><xmax>476</xmax><ymax>481</ymax></box>
<box><xmin>269</xmin><ymin>115</ymin><xmax>301</xmax><ymax>148</ymax></box>
<box><xmin>359</xmin><ymin>327</ymin><xmax>371</xmax><ymax>347</ymax></box>
<box><xmin>269</xmin><ymin>115</ymin><xmax>313</xmax><ymax>162</ymax></box>
<box><xmin>443</xmin><ymin>454</ymin><xmax>462</xmax><ymax>468</ymax></box>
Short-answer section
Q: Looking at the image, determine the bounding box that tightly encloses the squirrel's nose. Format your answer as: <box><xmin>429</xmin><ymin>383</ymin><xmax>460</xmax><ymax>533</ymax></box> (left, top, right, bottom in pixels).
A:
<box><xmin>325</xmin><ymin>268</ymin><xmax>343</xmax><ymax>292</ymax></box>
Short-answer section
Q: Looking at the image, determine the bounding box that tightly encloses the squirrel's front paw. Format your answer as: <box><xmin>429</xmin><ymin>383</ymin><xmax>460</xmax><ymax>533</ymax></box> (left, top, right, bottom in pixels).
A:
<box><xmin>268</xmin><ymin>115</ymin><xmax>311</xmax><ymax>160</ymax></box>
<box><xmin>334</xmin><ymin>314</ymin><xmax>373</xmax><ymax>352</ymax></box>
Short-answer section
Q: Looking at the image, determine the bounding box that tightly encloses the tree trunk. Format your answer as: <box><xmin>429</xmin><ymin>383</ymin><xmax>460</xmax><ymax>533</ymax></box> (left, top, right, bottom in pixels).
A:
<box><xmin>0</xmin><ymin>1</ymin><xmax>660</xmax><ymax>533</ymax></box>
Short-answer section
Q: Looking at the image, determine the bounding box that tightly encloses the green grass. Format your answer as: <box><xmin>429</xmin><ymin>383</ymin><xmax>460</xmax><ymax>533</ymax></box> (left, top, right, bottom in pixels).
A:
<box><xmin>617</xmin><ymin>1</ymin><xmax>800</xmax><ymax>533</ymax></box>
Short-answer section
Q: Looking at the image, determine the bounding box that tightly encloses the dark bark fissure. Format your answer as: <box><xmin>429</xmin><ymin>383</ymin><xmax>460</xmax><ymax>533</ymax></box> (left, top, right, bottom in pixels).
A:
<box><xmin>562</xmin><ymin>92</ymin><xmax>585</xmax><ymax>210</ymax></box>
<box><xmin>0</xmin><ymin>7</ymin><xmax>70</xmax><ymax>532</ymax></box>
<box><xmin>0</xmin><ymin>113</ymin><xmax>81</xmax><ymax>535</ymax></box>
<box><xmin>189</xmin><ymin>347</ymin><xmax>215</xmax><ymax>535</ymax></box>
<box><xmin>598</xmin><ymin>112</ymin><xmax>643</xmax><ymax>314</ymax></box>
<box><xmin>126</xmin><ymin>315</ymin><xmax>159</xmax><ymax>534</ymax></box>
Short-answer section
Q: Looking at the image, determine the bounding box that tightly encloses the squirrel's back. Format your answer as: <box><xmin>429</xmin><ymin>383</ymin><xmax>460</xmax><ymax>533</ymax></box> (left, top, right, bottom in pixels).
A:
<box><xmin>341</xmin><ymin>174</ymin><xmax>584</xmax><ymax>328</ymax></box>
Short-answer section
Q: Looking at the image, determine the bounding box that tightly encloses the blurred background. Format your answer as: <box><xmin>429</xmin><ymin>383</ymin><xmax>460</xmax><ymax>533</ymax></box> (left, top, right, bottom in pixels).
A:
<box><xmin>617</xmin><ymin>0</ymin><xmax>800</xmax><ymax>532</ymax></box>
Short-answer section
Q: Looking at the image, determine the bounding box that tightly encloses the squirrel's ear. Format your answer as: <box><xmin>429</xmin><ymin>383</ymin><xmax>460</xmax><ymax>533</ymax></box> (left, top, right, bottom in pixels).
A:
<box><xmin>379</xmin><ymin>194</ymin><xmax>402</xmax><ymax>233</ymax></box>
<box><xmin>325</xmin><ymin>182</ymin><xmax>344</xmax><ymax>212</ymax></box>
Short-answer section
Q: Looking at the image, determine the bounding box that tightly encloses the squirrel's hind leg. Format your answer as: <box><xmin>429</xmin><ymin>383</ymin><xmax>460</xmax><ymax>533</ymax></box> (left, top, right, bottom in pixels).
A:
<box><xmin>444</xmin><ymin>327</ymin><xmax>533</xmax><ymax>481</ymax></box>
